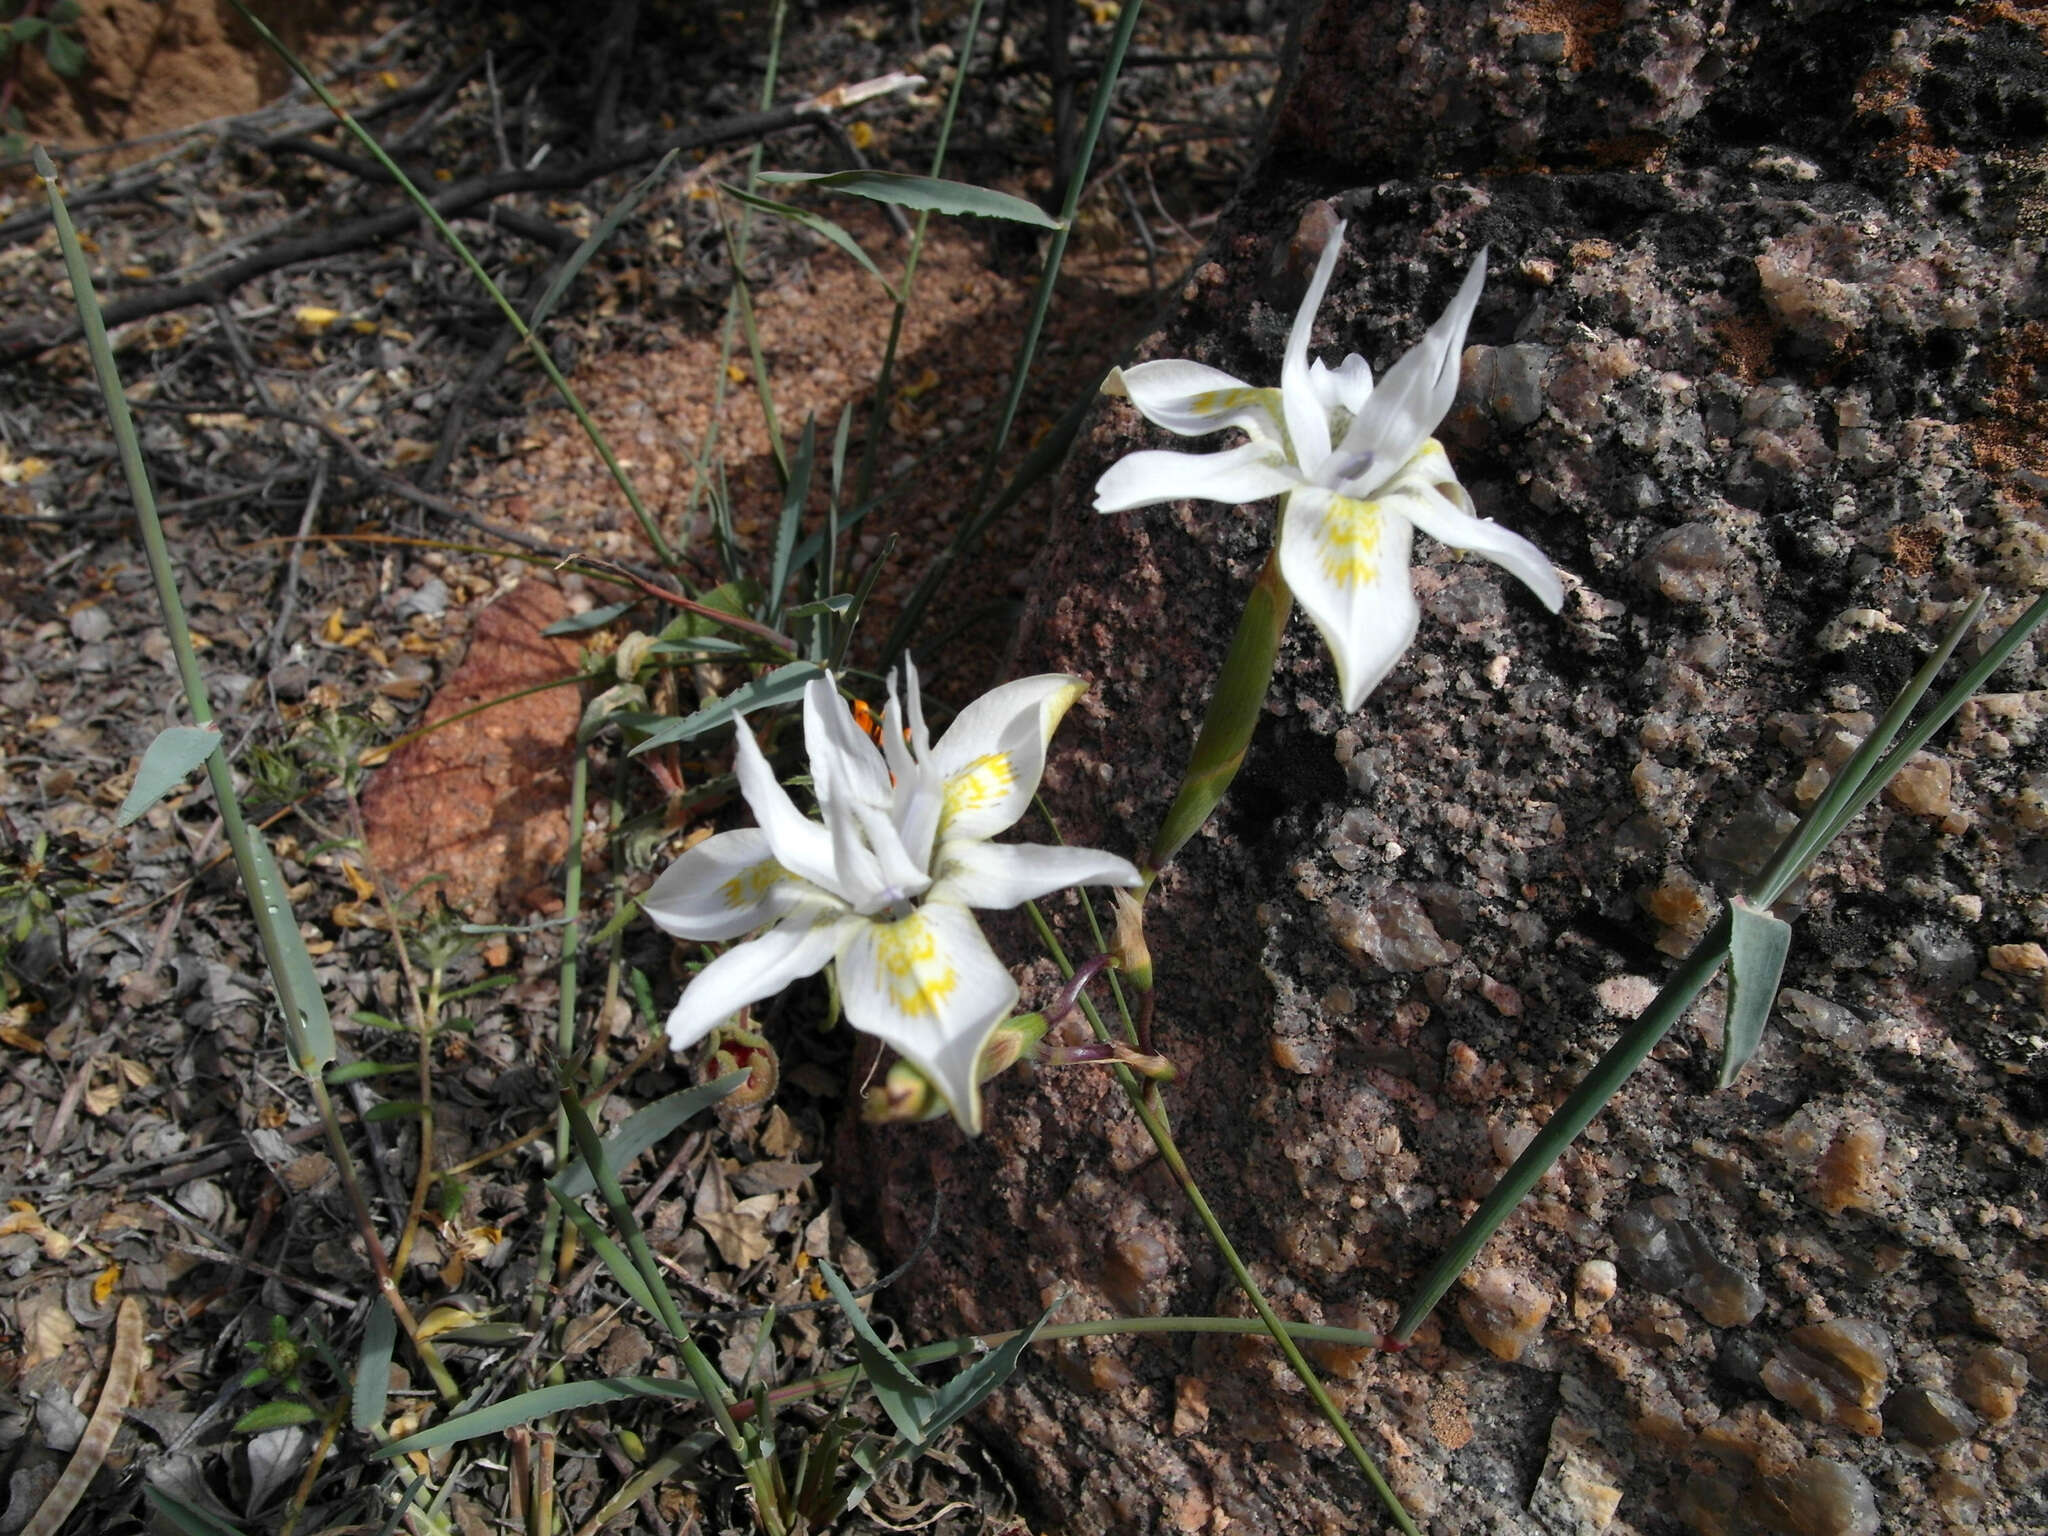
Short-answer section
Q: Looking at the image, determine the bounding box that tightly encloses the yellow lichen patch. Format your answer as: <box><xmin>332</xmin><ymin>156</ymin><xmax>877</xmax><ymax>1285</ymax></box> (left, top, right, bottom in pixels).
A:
<box><xmin>719</xmin><ymin>860</ymin><xmax>784</xmax><ymax>910</ymax></box>
<box><xmin>872</xmin><ymin>912</ymin><xmax>958</xmax><ymax>1018</ymax></box>
<box><xmin>943</xmin><ymin>754</ymin><xmax>1016</xmax><ymax>822</ymax></box>
<box><xmin>1315</xmin><ymin>496</ymin><xmax>1384</xmax><ymax>588</ymax></box>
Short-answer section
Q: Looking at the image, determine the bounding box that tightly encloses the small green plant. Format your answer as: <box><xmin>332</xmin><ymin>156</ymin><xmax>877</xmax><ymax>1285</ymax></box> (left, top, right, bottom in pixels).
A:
<box><xmin>0</xmin><ymin>815</ymin><xmax>92</xmax><ymax>1005</ymax></box>
<box><xmin>0</xmin><ymin>1</ymin><xmax>86</xmax><ymax>158</ymax></box>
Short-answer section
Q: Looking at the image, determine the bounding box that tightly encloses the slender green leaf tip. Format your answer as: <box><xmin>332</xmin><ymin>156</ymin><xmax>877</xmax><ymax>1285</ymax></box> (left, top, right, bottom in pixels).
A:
<box><xmin>1720</xmin><ymin>896</ymin><xmax>1792</xmax><ymax>1089</ymax></box>
<box><xmin>117</xmin><ymin>724</ymin><xmax>222</xmax><ymax>826</ymax></box>
<box><xmin>31</xmin><ymin>144</ymin><xmax>57</xmax><ymax>181</ymax></box>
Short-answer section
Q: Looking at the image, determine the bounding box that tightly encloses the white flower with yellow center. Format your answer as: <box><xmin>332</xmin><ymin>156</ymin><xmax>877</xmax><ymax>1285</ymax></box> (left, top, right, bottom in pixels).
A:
<box><xmin>643</xmin><ymin>661</ymin><xmax>1141</xmax><ymax>1132</ymax></box>
<box><xmin>1093</xmin><ymin>220</ymin><xmax>1564</xmax><ymax>710</ymax></box>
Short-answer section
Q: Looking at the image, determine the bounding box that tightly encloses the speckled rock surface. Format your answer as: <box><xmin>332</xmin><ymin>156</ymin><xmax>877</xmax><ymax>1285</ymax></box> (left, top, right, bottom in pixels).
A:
<box><xmin>849</xmin><ymin>4</ymin><xmax>2048</xmax><ymax>1532</ymax></box>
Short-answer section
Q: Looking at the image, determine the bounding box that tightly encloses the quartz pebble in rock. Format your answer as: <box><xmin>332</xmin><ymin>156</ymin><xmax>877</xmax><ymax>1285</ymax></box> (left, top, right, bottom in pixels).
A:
<box><xmin>1639</xmin><ymin>522</ymin><xmax>1736</xmax><ymax>605</ymax></box>
<box><xmin>1957</xmin><ymin>1344</ymin><xmax>2029</xmax><ymax>1423</ymax></box>
<box><xmin>1884</xmin><ymin>752</ymin><xmax>1957</xmax><ymax>817</ymax></box>
<box><xmin>1745</xmin><ymin>1458</ymin><xmax>1881</xmax><ymax>1536</ymax></box>
<box><xmin>1326</xmin><ymin>890</ymin><xmax>1456</xmax><ymax>972</ymax></box>
<box><xmin>1813</xmin><ymin>1117</ymin><xmax>1885</xmax><ymax>1216</ymax></box>
<box><xmin>1988</xmin><ymin>942</ymin><xmax>2048</xmax><ymax>976</ymax></box>
<box><xmin>1574</xmin><ymin>1259</ymin><xmax>1618</xmax><ymax>1318</ymax></box>
<box><xmin>1612</xmin><ymin>1201</ymin><xmax>1765</xmax><ymax>1327</ymax></box>
<box><xmin>1761</xmin><ymin>1320</ymin><xmax>1895</xmax><ymax>1436</ymax></box>
<box><xmin>1456</xmin><ymin>1266</ymin><xmax>1553</xmax><ymax>1362</ymax></box>
<box><xmin>1882</xmin><ymin>1385</ymin><xmax>1978</xmax><ymax>1449</ymax></box>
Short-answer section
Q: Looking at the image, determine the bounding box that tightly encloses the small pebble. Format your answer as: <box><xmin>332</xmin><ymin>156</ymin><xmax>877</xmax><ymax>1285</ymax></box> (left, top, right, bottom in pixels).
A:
<box><xmin>69</xmin><ymin>605</ymin><xmax>112</xmax><ymax>643</ymax></box>
<box><xmin>1957</xmin><ymin>1345</ymin><xmax>2029</xmax><ymax>1423</ymax></box>
<box><xmin>1884</xmin><ymin>752</ymin><xmax>1956</xmax><ymax>817</ymax></box>
<box><xmin>1456</xmin><ymin>1266</ymin><xmax>1552</xmax><ymax>1362</ymax></box>
<box><xmin>1815</xmin><ymin>1117</ymin><xmax>1885</xmax><ymax>1215</ymax></box>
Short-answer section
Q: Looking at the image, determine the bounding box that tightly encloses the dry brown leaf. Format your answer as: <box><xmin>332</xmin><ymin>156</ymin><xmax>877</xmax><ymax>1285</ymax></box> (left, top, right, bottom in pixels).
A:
<box><xmin>20</xmin><ymin>1291</ymin><xmax>77</xmax><ymax>1369</ymax></box>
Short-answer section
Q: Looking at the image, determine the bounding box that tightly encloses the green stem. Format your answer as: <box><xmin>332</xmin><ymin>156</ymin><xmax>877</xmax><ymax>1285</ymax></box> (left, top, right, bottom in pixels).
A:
<box><xmin>530</xmin><ymin>748</ymin><xmax>591</xmax><ymax>1328</ymax></box>
<box><xmin>1147</xmin><ymin>545</ymin><xmax>1292</xmax><ymax>876</ymax></box>
<box><xmin>226</xmin><ymin>2</ymin><xmax>680</xmax><ymax>571</ymax></box>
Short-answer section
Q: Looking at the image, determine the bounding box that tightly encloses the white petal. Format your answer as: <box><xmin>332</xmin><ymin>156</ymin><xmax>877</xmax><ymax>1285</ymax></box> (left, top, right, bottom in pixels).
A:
<box><xmin>816</xmin><ymin>746</ymin><xmax>892</xmax><ymax>911</ymax></box>
<box><xmin>1281</xmin><ymin>222</ymin><xmax>1345</xmax><ymax>477</ymax></box>
<box><xmin>733</xmin><ymin>717</ymin><xmax>848</xmax><ymax>902</ymax></box>
<box><xmin>1310</xmin><ymin>353</ymin><xmax>1374</xmax><ymax>418</ymax></box>
<box><xmin>836</xmin><ymin>902</ymin><xmax>1019</xmax><ymax>1133</ymax></box>
<box><xmin>926</xmin><ymin>674</ymin><xmax>1083</xmax><ymax>843</ymax></box>
<box><xmin>1104</xmin><ymin>360</ymin><xmax>1283</xmax><ymax>442</ymax></box>
<box><xmin>1093</xmin><ymin>441</ymin><xmax>1301</xmax><ymax>513</ymax></box>
<box><xmin>930</xmin><ymin>839</ymin><xmax>1142</xmax><ymax>911</ymax></box>
<box><xmin>933</xmin><ymin>672</ymin><xmax>1086</xmax><ymax>767</ymax></box>
<box><xmin>1278</xmin><ymin>486</ymin><xmax>1421</xmax><ymax>712</ymax></box>
<box><xmin>664</xmin><ymin>911</ymin><xmax>853</xmax><ymax>1050</ymax></box>
<box><xmin>1333</xmin><ymin>250</ymin><xmax>1487</xmax><ymax>485</ymax></box>
<box><xmin>1387</xmin><ymin>448</ymin><xmax>1565</xmax><ymax>613</ymax></box>
<box><xmin>643</xmin><ymin>828</ymin><xmax>809</xmax><ymax>943</ymax></box>
<box><xmin>804</xmin><ymin>674</ymin><xmax>891</xmax><ymax>817</ymax></box>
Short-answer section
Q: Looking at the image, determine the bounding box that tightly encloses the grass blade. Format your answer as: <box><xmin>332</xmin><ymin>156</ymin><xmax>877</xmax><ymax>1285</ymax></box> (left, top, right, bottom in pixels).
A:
<box><xmin>817</xmin><ymin>1259</ymin><xmax>934</xmax><ymax>1445</ymax></box>
<box><xmin>559</xmin><ymin>1090</ymin><xmax>690</xmax><ymax>1341</ymax></box>
<box><xmin>757</xmin><ymin>170</ymin><xmax>1060</xmax><ymax>227</ymax></box>
<box><xmin>768</xmin><ymin>416</ymin><xmax>817</xmax><ymax>627</ymax></box>
<box><xmin>554</xmin><ymin>1069</ymin><xmax>749</xmax><ymax>1200</ymax></box>
<box><xmin>719</xmin><ymin>183</ymin><xmax>899</xmax><ymax>300</ymax></box>
<box><xmin>629</xmin><ymin>661</ymin><xmax>824</xmax><ymax>754</ymax></box>
<box><xmin>352</xmin><ymin>1299</ymin><xmax>397</xmax><ymax>1432</ymax></box>
<box><xmin>377</xmin><ymin>1378</ymin><xmax>703</xmax><ymax>1457</ymax></box>
<box><xmin>529</xmin><ymin>150</ymin><xmax>682</xmax><ymax>331</ymax></box>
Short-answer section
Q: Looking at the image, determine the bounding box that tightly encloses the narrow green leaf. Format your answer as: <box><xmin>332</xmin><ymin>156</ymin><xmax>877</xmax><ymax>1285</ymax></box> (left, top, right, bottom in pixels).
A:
<box><xmin>117</xmin><ymin>725</ymin><xmax>221</xmax><ymax>826</ymax></box>
<box><xmin>233</xmin><ymin>1400</ymin><xmax>320</xmax><ymax>1433</ymax></box>
<box><xmin>758</xmin><ymin>170</ymin><xmax>1060</xmax><ymax>228</ymax></box>
<box><xmin>909</xmin><ymin>1293</ymin><xmax>1060</xmax><ymax>1447</ymax></box>
<box><xmin>1719</xmin><ymin>897</ymin><xmax>1792</xmax><ymax>1088</ymax></box>
<box><xmin>146</xmin><ymin>1487</ymin><xmax>252</xmax><ymax>1536</ymax></box>
<box><xmin>325</xmin><ymin>1060</ymin><xmax>414</xmax><ymax>1085</ymax></box>
<box><xmin>784</xmin><ymin>595</ymin><xmax>854</xmax><ymax>620</ymax></box>
<box><xmin>546</xmin><ymin>1187</ymin><xmax>664</xmax><ymax>1319</ymax></box>
<box><xmin>352</xmin><ymin>1298</ymin><xmax>396</xmax><ymax>1432</ymax></box>
<box><xmin>375</xmin><ymin>1377</ymin><xmax>702</xmax><ymax>1457</ymax></box>
<box><xmin>542</xmin><ymin>600</ymin><xmax>638</xmax><ymax>636</ymax></box>
<box><xmin>554</xmin><ymin>1069</ymin><xmax>750</xmax><ymax>1200</ymax></box>
<box><xmin>529</xmin><ymin>150</ymin><xmax>681</xmax><ymax>332</ymax></box>
<box><xmin>719</xmin><ymin>183</ymin><xmax>899</xmax><ymax>300</ymax></box>
<box><xmin>817</xmin><ymin>1259</ymin><xmax>934</xmax><ymax>1445</ymax></box>
<box><xmin>362</xmin><ymin>1098</ymin><xmax>426</xmax><ymax>1124</ymax></box>
<box><xmin>246</xmin><ymin>830</ymin><xmax>335</xmax><ymax>1073</ymax></box>
<box><xmin>558</xmin><ymin>1090</ymin><xmax>690</xmax><ymax>1340</ymax></box>
<box><xmin>628</xmin><ymin>662</ymin><xmax>824</xmax><ymax>755</ymax></box>
<box><xmin>768</xmin><ymin>417</ymin><xmax>817</xmax><ymax>627</ymax></box>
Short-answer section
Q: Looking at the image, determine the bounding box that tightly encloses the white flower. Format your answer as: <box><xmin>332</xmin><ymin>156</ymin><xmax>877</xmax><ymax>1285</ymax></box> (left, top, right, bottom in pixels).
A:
<box><xmin>643</xmin><ymin>661</ymin><xmax>1141</xmax><ymax>1132</ymax></box>
<box><xmin>1093</xmin><ymin>220</ymin><xmax>1564</xmax><ymax>710</ymax></box>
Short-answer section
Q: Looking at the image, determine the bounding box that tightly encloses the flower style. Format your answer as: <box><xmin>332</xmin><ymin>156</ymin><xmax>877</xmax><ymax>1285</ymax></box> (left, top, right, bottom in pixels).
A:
<box><xmin>1093</xmin><ymin>220</ymin><xmax>1564</xmax><ymax>710</ymax></box>
<box><xmin>643</xmin><ymin>662</ymin><xmax>1141</xmax><ymax>1132</ymax></box>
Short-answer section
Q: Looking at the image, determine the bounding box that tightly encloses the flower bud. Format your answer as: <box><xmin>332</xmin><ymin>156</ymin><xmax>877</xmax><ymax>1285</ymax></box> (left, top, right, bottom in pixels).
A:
<box><xmin>863</xmin><ymin>1059</ymin><xmax>944</xmax><ymax>1124</ymax></box>
<box><xmin>707</xmin><ymin>1025</ymin><xmax>778</xmax><ymax>1107</ymax></box>
<box><xmin>977</xmin><ymin>1012</ymin><xmax>1048</xmax><ymax>1083</ymax></box>
<box><xmin>1111</xmin><ymin>889</ymin><xmax>1153</xmax><ymax>990</ymax></box>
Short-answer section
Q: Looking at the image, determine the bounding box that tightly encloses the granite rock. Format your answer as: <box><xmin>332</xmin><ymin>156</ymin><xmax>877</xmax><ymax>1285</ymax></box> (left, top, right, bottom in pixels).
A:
<box><xmin>848</xmin><ymin>4</ymin><xmax>2048</xmax><ymax>1532</ymax></box>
